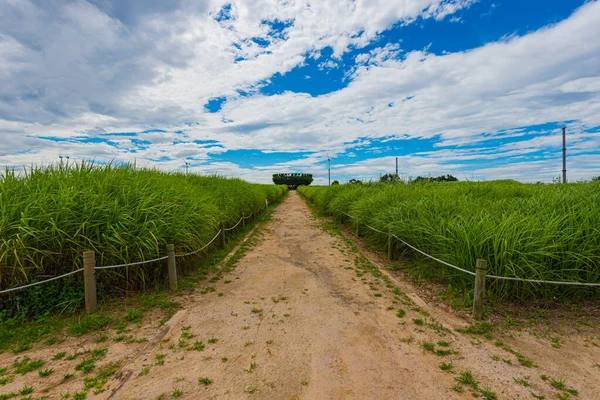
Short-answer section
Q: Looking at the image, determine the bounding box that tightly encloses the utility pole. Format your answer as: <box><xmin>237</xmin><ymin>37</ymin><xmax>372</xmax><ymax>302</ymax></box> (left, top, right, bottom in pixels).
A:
<box><xmin>396</xmin><ymin>157</ymin><xmax>398</xmax><ymax>176</ymax></box>
<box><xmin>562</xmin><ymin>127</ymin><xmax>567</xmax><ymax>184</ymax></box>
<box><xmin>185</xmin><ymin>161</ymin><xmax>190</xmax><ymax>175</ymax></box>
<box><xmin>327</xmin><ymin>155</ymin><xmax>331</xmax><ymax>186</ymax></box>
<box><xmin>59</xmin><ymin>155</ymin><xmax>63</xmax><ymax>166</ymax></box>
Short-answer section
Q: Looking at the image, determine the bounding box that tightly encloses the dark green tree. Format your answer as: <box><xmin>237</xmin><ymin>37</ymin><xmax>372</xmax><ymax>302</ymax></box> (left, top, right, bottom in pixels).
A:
<box><xmin>331</xmin><ymin>180</ymin><xmax>340</xmax><ymax>185</ymax></box>
<box><xmin>272</xmin><ymin>173</ymin><xmax>313</xmax><ymax>189</ymax></box>
<box><xmin>348</xmin><ymin>178</ymin><xmax>362</xmax><ymax>185</ymax></box>
<box><xmin>379</xmin><ymin>173</ymin><xmax>402</xmax><ymax>184</ymax></box>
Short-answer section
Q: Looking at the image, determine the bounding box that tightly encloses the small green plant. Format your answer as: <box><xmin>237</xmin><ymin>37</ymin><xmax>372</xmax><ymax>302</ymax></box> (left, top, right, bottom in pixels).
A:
<box><xmin>422</xmin><ymin>342</ymin><xmax>435</xmax><ymax>352</ymax></box>
<box><xmin>198</xmin><ymin>377</ymin><xmax>213</xmax><ymax>385</ymax></box>
<box><xmin>396</xmin><ymin>309</ymin><xmax>406</xmax><ymax>318</ymax></box>
<box><xmin>13</xmin><ymin>357</ymin><xmax>45</xmax><ymax>374</ymax></box>
<box><xmin>73</xmin><ymin>391</ymin><xmax>87</xmax><ymax>400</ymax></box>
<box><xmin>19</xmin><ymin>386</ymin><xmax>34</xmax><ymax>395</ymax></box>
<box><xmin>38</xmin><ymin>368</ymin><xmax>54</xmax><ymax>377</ymax></box>
<box><xmin>455</xmin><ymin>371</ymin><xmax>479</xmax><ymax>390</ymax></box>
<box><xmin>221</xmin><ymin>357</ymin><xmax>228</xmax><ymax>362</ymax></box>
<box><xmin>75</xmin><ymin>359</ymin><xmax>96</xmax><ymax>374</ymax></box>
<box><xmin>192</xmin><ymin>341</ymin><xmax>206</xmax><ymax>351</ymax></box>
<box><xmin>413</xmin><ymin>318</ymin><xmax>424</xmax><ymax>325</ymax></box>
<box><xmin>171</xmin><ymin>389</ymin><xmax>183</xmax><ymax>398</ymax></box>
<box><xmin>246</xmin><ymin>362</ymin><xmax>257</xmax><ymax>373</ymax></box>
<box><xmin>52</xmin><ymin>351</ymin><xmax>66</xmax><ymax>360</ymax></box>
<box><xmin>251</xmin><ymin>307</ymin><xmax>263</xmax><ymax>314</ymax></box>
<box><xmin>12</xmin><ymin>343</ymin><xmax>31</xmax><ymax>354</ymax></box>
<box><xmin>63</xmin><ymin>373</ymin><xmax>74</xmax><ymax>381</ymax></box>
<box><xmin>207</xmin><ymin>338</ymin><xmax>218</xmax><ymax>344</ymax></box>
<box><xmin>439</xmin><ymin>362</ymin><xmax>453</xmax><ymax>371</ymax></box>
<box><xmin>155</xmin><ymin>353</ymin><xmax>165</xmax><ymax>366</ymax></box>
<box><xmin>513</xmin><ymin>376</ymin><xmax>530</xmax><ymax>387</ymax></box>
<box><xmin>301</xmin><ymin>380</ymin><xmax>309</xmax><ymax>386</ymax></box>
<box><xmin>139</xmin><ymin>366</ymin><xmax>151</xmax><ymax>376</ymax></box>
<box><xmin>529</xmin><ymin>391</ymin><xmax>545</xmax><ymax>399</ymax></box>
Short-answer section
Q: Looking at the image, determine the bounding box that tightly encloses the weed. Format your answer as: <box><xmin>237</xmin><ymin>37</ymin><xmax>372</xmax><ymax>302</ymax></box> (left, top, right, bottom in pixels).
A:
<box><xmin>301</xmin><ymin>380</ymin><xmax>309</xmax><ymax>386</ymax></box>
<box><xmin>13</xmin><ymin>357</ymin><xmax>45</xmax><ymax>374</ymax></box>
<box><xmin>38</xmin><ymin>368</ymin><xmax>54</xmax><ymax>377</ymax></box>
<box><xmin>456</xmin><ymin>322</ymin><xmax>494</xmax><ymax>335</ymax></box>
<box><xmin>439</xmin><ymin>362</ymin><xmax>453</xmax><ymax>372</ymax></box>
<box><xmin>139</xmin><ymin>366</ymin><xmax>151</xmax><ymax>376</ymax></box>
<box><xmin>63</xmin><ymin>373</ymin><xmax>74</xmax><ymax>381</ymax></box>
<box><xmin>413</xmin><ymin>318</ymin><xmax>424</xmax><ymax>325</ymax></box>
<box><xmin>479</xmin><ymin>387</ymin><xmax>497</xmax><ymax>400</ymax></box>
<box><xmin>171</xmin><ymin>389</ymin><xmax>183</xmax><ymax>398</ymax></box>
<box><xmin>19</xmin><ymin>387</ymin><xmax>34</xmax><ymax>395</ymax></box>
<box><xmin>75</xmin><ymin>359</ymin><xmax>96</xmax><ymax>373</ymax></box>
<box><xmin>66</xmin><ymin>314</ymin><xmax>112</xmax><ymax>337</ymax></box>
<box><xmin>192</xmin><ymin>341</ymin><xmax>206</xmax><ymax>351</ymax></box>
<box><xmin>52</xmin><ymin>351</ymin><xmax>66</xmax><ymax>360</ymax></box>
<box><xmin>155</xmin><ymin>353</ymin><xmax>165</xmax><ymax>366</ymax></box>
<box><xmin>437</xmin><ymin>341</ymin><xmax>451</xmax><ymax>347</ymax></box>
<box><xmin>208</xmin><ymin>338</ymin><xmax>218</xmax><ymax>344</ymax></box>
<box><xmin>422</xmin><ymin>342</ymin><xmax>435</xmax><ymax>352</ymax></box>
<box><xmin>455</xmin><ymin>371</ymin><xmax>478</xmax><ymax>390</ymax></box>
<box><xmin>198</xmin><ymin>377</ymin><xmax>213</xmax><ymax>385</ymax></box>
<box><xmin>529</xmin><ymin>392</ymin><xmax>545</xmax><ymax>399</ymax></box>
<box><xmin>251</xmin><ymin>307</ymin><xmax>263</xmax><ymax>314</ymax></box>
<box><xmin>513</xmin><ymin>376</ymin><xmax>530</xmax><ymax>387</ymax></box>
<box><xmin>246</xmin><ymin>362</ymin><xmax>257</xmax><ymax>373</ymax></box>
<box><xmin>73</xmin><ymin>391</ymin><xmax>87</xmax><ymax>400</ymax></box>
<box><xmin>221</xmin><ymin>357</ymin><xmax>228</xmax><ymax>362</ymax></box>
<box><xmin>396</xmin><ymin>309</ymin><xmax>406</xmax><ymax>318</ymax></box>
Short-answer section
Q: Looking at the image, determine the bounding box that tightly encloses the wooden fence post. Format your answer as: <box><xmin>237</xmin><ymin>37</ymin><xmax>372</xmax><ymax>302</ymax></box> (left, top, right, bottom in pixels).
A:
<box><xmin>242</xmin><ymin>216</ymin><xmax>246</xmax><ymax>229</ymax></box>
<box><xmin>220</xmin><ymin>222</ymin><xmax>226</xmax><ymax>248</ymax></box>
<box><xmin>166</xmin><ymin>244</ymin><xmax>177</xmax><ymax>291</ymax></box>
<box><xmin>83</xmin><ymin>251</ymin><xmax>97</xmax><ymax>313</ymax></box>
<box><xmin>387</xmin><ymin>228</ymin><xmax>393</xmax><ymax>260</ymax></box>
<box><xmin>473</xmin><ymin>259</ymin><xmax>487</xmax><ymax>320</ymax></box>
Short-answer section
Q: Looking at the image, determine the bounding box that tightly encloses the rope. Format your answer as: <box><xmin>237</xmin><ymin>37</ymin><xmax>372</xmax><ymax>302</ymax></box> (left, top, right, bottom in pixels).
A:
<box><xmin>176</xmin><ymin>229</ymin><xmax>222</xmax><ymax>258</ymax></box>
<box><xmin>0</xmin><ymin>268</ymin><xmax>84</xmax><ymax>294</ymax></box>
<box><xmin>1</xmin><ymin>201</ymin><xmax>273</xmax><ymax>293</ymax></box>
<box><xmin>355</xmin><ymin>216</ymin><xmax>600</xmax><ymax>286</ymax></box>
<box><xmin>95</xmin><ymin>255</ymin><xmax>169</xmax><ymax>270</ymax></box>
<box><xmin>224</xmin><ymin>217</ymin><xmax>243</xmax><ymax>231</ymax></box>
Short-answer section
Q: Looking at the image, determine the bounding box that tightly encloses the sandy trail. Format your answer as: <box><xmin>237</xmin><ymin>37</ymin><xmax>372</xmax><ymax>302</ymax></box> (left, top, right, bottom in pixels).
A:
<box><xmin>2</xmin><ymin>191</ymin><xmax>599</xmax><ymax>399</ymax></box>
<box><xmin>109</xmin><ymin>191</ymin><xmax>460</xmax><ymax>399</ymax></box>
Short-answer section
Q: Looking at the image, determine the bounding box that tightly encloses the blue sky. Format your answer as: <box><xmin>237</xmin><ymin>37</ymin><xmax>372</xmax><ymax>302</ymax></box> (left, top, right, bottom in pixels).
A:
<box><xmin>0</xmin><ymin>0</ymin><xmax>599</xmax><ymax>183</ymax></box>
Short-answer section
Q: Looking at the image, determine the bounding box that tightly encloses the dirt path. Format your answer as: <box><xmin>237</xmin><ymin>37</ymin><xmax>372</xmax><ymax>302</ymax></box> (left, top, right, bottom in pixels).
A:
<box><xmin>2</xmin><ymin>191</ymin><xmax>599</xmax><ymax>399</ymax></box>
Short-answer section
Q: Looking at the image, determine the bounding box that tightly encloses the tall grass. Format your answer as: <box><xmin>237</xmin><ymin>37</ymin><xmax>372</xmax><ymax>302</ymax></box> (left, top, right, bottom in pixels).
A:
<box><xmin>0</xmin><ymin>162</ymin><xmax>286</xmax><ymax>313</ymax></box>
<box><xmin>299</xmin><ymin>181</ymin><xmax>600</xmax><ymax>300</ymax></box>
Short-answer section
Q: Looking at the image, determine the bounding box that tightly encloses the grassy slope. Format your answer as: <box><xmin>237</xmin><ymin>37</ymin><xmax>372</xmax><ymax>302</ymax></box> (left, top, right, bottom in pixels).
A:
<box><xmin>299</xmin><ymin>181</ymin><xmax>600</xmax><ymax>300</ymax></box>
<box><xmin>0</xmin><ymin>163</ymin><xmax>286</xmax><ymax>316</ymax></box>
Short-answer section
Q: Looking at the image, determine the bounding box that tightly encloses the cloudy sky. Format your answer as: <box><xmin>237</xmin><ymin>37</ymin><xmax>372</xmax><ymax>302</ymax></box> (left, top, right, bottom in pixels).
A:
<box><xmin>1</xmin><ymin>0</ymin><xmax>599</xmax><ymax>184</ymax></box>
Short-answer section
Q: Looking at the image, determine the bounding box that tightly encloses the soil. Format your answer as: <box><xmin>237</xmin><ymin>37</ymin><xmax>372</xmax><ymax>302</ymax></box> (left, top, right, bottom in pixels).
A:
<box><xmin>1</xmin><ymin>191</ymin><xmax>599</xmax><ymax>399</ymax></box>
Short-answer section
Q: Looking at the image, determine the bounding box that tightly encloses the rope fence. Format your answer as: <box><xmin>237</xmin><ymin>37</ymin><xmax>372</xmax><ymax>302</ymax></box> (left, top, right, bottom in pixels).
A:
<box><xmin>338</xmin><ymin>210</ymin><xmax>600</xmax><ymax>320</ymax></box>
<box><xmin>0</xmin><ymin>199</ymin><xmax>276</xmax><ymax>308</ymax></box>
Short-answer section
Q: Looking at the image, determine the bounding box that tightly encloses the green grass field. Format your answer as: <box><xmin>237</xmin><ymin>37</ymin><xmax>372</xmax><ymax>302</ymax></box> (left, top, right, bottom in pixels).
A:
<box><xmin>299</xmin><ymin>180</ymin><xmax>600</xmax><ymax>300</ymax></box>
<box><xmin>0</xmin><ymin>163</ymin><xmax>287</xmax><ymax>316</ymax></box>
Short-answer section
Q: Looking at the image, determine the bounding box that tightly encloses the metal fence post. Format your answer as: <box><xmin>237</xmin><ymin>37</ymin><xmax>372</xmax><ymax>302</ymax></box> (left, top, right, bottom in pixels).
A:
<box><xmin>83</xmin><ymin>251</ymin><xmax>97</xmax><ymax>313</ymax></box>
<box><xmin>166</xmin><ymin>244</ymin><xmax>177</xmax><ymax>291</ymax></box>
<box><xmin>220</xmin><ymin>222</ymin><xmax>226</xmax><ymax>248</ymax></box>
<box><xmin>473</xmin><ymin>259</ymin><xmax>487</xmax><ymax>320</ymax></box>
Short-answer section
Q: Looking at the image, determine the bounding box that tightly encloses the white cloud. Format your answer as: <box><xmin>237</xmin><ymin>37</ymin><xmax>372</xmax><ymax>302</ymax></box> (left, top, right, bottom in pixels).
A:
<box><xmin>1</xmin><ymin>0</ymin><xmax>599</xmax><ymax>183</ymax></box>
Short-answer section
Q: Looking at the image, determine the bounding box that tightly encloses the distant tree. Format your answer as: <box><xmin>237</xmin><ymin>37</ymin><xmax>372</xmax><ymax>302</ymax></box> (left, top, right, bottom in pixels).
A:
<box><xmin>331</xmin><ymin>180</ymin><xmax>340</xmax><ymax>185</ymax></box>
<box><xmin>348</xmin><ymin>178</ymin><xmax>362</xmax><ymax>185</ymax></box>
<box><xmin>592</xmin><ymin>176</ymin><xmax>600</xmax><ymax>182</ymax></box>
<box><xmin>412</xmin><ymin>174</ymin><xmax>458</xmax><ymax>184</ymax></box>
<box><xmin>272</xmin><ymin>173</ymin><xmax>313</xmax><ymax>189</ymax></box>
<box><xmin>379</xmin><ymin>173</ymin><xmax>402</xmax><ymax>184</ymax></box>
